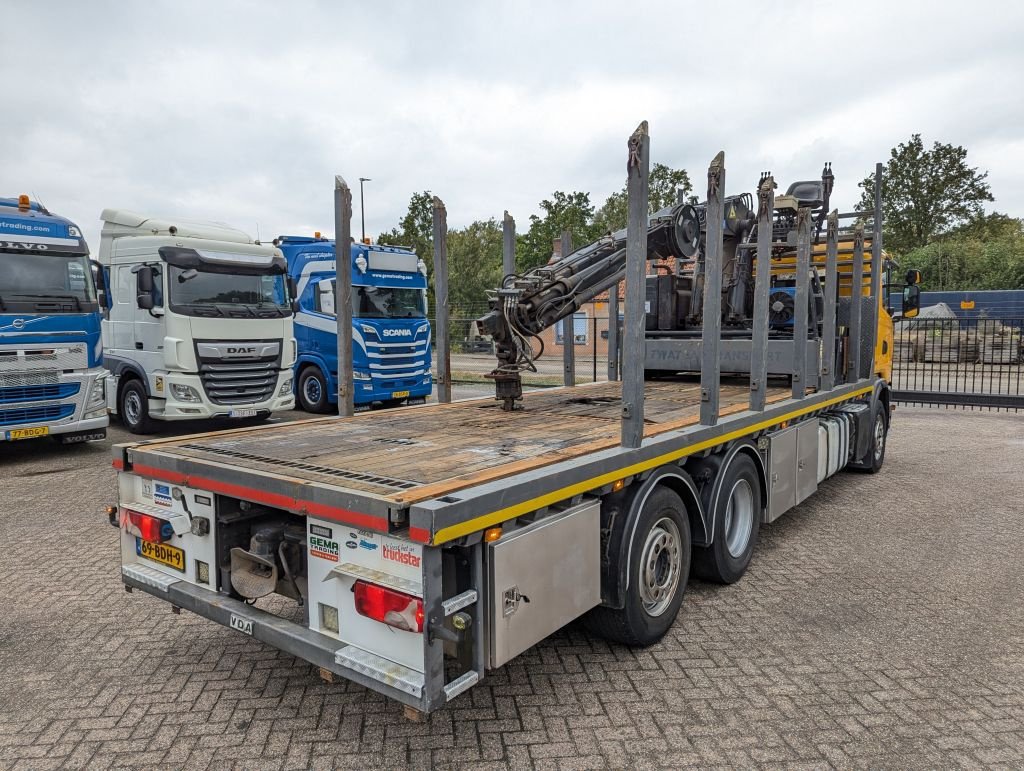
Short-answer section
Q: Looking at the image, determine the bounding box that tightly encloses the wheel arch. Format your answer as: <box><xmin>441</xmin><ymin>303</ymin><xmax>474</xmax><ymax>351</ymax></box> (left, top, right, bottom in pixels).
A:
<box><xmin>686</xmin><ymin>439</ymin><xmax>767</xmax><ymax>547</ymax></box>
<box><xmin>599</xmin><ymin>465</ymin><xmax>704</xmax><ymax>610</ymax></box>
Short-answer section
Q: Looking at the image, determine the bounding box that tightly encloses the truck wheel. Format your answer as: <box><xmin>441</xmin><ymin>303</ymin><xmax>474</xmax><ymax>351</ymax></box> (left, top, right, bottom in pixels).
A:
<box><xmin>692</xmin><ymin>453</ymin><xmax>761</xmax><ymax>584</ymax></box>
<box><xmin>584</xmin><ymin>486</ymin><xmax>691</xmax><ymax>646</ymax></box>
<box><xmin>865</xmin><ymin>409</ymin><xmax>887</xmax><ymax>474</ymax></box>
<box><xmin>297</xmin><ymin>367</ymin><xmax>330</xmax><ymax>413</ymax></box>
<box><xmin>120</xmin><ymin>379</ymin><xmax>156</xmax><ymax>434</ymax></box>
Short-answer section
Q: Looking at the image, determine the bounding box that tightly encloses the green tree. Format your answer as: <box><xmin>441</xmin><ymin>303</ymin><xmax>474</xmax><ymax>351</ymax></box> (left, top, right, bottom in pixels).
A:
<box><xmin>902</xmin><ymin>216</ymin><xmax>1024</xmax><ymax>291</ymax></box>
<box><xmin>593</xmin><ymin>163</ymin><xmax>693</xmax><ymax>234</ymax></box>
<box><xmin>517</xmin><ymin>191</ymin><xmax>598</xmax><ymax>273</ymax></box>
<box><xmin>446</xmin><ymin>219</ymin><xmax>504</xmax><ymax>315</ymax></box>
<box><xmin>858</xmin><ymin>134</ymin><xmax>993</xmax><ymax>254</ymax></box>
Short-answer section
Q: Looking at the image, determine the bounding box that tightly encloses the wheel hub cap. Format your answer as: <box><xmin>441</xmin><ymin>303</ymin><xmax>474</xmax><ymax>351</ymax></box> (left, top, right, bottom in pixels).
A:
<box><xmin>639</xmin><ymin>517</ymin><xmax>682</xmax><ymax>617</ymax></box>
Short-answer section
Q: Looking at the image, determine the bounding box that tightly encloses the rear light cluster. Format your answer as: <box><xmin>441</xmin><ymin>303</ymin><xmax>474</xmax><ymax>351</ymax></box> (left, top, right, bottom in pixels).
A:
<box><xmin>123</xmin><ymin>510</ymin><xmax>173</xmax><ymax>543</ymax></box>
<box><xmin>353</xmin><ymin>580</ymin><xmax>424</xmax><ymax>633</ymax></box>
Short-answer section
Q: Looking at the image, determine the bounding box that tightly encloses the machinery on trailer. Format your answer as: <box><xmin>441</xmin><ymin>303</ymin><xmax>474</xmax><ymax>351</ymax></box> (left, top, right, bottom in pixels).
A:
<box><xmin>0</xmin><ymin>195</ymin><xmax>108</xmax><ymax>444</ymax></box>
<box><xmin>277</xmin><ymin>234</ymin><xmax>432</xmax><ymax>413</ymax></box>
<box><xmin>111</xmin><ymin>124</ymin><xmax>921</xmax><ymax>717</ymax></box>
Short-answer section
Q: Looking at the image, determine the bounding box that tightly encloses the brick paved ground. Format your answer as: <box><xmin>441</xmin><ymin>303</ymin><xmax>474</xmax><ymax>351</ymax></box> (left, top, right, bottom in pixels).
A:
<box><xmin>1</xmin><ymin>407</ymin><xmax>1022</xmax><ymax>769</ymax></box>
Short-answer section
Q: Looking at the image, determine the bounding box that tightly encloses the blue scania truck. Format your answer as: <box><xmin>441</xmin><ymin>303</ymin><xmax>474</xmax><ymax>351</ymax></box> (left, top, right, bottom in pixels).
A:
<box><xmin>0</xmin><ymin>196</ymin><xmax>108</xmax><ymax>444</ymax></box>
<box><xmin>277</xmin><ymin>235</ymin><xmax>432</xmax><ymax>412</ymax></box>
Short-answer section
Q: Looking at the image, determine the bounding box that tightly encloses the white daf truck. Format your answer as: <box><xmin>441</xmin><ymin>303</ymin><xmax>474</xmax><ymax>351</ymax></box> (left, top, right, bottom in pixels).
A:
<box><xmin>97</xmin><ymin>211</ymin><xmax>296</xmax><ymax>433</ymax></box>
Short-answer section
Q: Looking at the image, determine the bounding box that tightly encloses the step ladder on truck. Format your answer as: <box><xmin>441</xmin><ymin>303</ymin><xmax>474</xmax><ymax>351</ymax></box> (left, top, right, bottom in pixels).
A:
<box><xmin>109</xmin><ymin>124</ymin><xmax>922</xmax><ymax>718</ymax></box>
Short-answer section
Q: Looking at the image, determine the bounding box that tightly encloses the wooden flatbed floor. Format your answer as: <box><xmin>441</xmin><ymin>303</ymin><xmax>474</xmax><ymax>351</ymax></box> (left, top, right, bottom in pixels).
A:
<box><xmin>139</xmin><ymin>379</ymin><xmax>793</xmax><ymax>508</ymax></box>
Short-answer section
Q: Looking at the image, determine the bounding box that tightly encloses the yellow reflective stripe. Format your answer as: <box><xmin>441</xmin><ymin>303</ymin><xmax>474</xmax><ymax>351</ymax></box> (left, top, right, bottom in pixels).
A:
<box><xmin>431</xmin><ymin>385</ymin><xmax>874</xmax><ymax>544</ymax></box>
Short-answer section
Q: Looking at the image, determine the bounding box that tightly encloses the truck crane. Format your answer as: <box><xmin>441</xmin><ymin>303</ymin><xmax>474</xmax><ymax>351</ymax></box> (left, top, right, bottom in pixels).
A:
<box><xmin>477</xmin><ymin>160</ymin><xmax>836</xmax><ymax>411</ymax></box>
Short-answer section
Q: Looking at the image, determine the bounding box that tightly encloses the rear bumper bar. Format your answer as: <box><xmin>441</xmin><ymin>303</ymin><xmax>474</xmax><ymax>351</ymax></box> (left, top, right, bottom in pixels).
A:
<box><xmin>121</xmin><ymin>566</ymin><xmax>425</xmax><ymax>710</ymax></box>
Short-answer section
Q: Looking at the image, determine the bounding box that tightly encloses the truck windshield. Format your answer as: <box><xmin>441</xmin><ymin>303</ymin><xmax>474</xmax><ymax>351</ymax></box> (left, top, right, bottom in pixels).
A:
<box><xmin>0</xmin><ymin>251</ymin><xmax>97</xmax><ymax>313</ymax></box>
<box><xmin>353</xmin><ymin>285</ymin><xmax>427</xmax><ymax>319</ymax></box>
<box><xmin>169</xmin><ymin>266</ymin><xmax>290</xmax><ymax>318</ymax></box>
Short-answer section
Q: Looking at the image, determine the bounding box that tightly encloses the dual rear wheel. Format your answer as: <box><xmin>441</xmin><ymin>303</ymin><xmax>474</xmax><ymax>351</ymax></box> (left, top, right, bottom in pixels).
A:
<box><xmin>585</xmin><ymin>453</ymin><xmax>762</xmax><ymax>645</ymax></box>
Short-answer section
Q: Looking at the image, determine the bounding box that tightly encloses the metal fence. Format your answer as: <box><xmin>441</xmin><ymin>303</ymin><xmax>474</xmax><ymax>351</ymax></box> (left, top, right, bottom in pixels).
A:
<box><xmin>891</xmin><ymin>316</ymin><xmax>1024</xmax><ymax>411</ymax></box>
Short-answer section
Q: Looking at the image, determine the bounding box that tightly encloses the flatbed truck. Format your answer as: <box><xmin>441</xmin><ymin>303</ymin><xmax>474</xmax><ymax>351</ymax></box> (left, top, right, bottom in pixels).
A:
<box><xmin>111</xmin><ymin>125</ymin><xmax>921</xmax><ymax>716</ymax></box>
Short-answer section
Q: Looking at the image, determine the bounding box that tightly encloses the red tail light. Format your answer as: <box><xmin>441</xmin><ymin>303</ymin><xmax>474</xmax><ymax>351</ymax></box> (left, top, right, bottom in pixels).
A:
<box><xmin>124</xmin><ymin>509</ymin><xmax>173</xmax><ymax>543</ymax></box>
<box><xmin>352</xmin><ymin>580</ymin><xmax>424</xmax><ymax>633</ymax></box>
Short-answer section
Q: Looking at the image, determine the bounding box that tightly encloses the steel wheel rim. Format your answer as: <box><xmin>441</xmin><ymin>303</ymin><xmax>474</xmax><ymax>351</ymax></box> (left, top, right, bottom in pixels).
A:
<box><xmin>639</xmin><ymin>516</ymin><xmax>682</xmax><ymax>617</ymax></box>
<box><xmin>124</xmin><ymin>391</ymin><xmax>141</xmax><ymax>424</ymax></box>
<box><xmin>304</xmin><ymin>376</ymin><xmax>322</xmax><ymax>405</ymax></box>
<box><xmin>724</xmin><ymin>478</ymin><xmax>754</xmax><ymax>558</ymax></box>
<box><xmin>873</xmin><ymin>414</ymin><xmax>886</xmax><ymax>461</ymax></box>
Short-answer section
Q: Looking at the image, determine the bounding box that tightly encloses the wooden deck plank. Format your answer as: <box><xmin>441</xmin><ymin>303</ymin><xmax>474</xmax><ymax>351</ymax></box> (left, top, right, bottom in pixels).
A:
<box><xmin>161</xmin><ymin>379</ymin><xmax>795</xmax><ymax>503</ymax></box>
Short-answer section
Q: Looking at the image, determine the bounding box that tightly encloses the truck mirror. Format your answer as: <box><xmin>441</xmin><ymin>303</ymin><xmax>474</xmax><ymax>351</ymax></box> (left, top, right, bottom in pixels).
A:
<box><xmin>136</xmin><ymin>292</ymin><xmax>155</xmax><ymax>310</ymax></box>
<box><xmin>134</xmin><ymin>265</ymin><xmax>154</xmax><ymax>294</ymax></box>
<box><xmin>902</xmin><ymin>285</ymin><xmax>920</xmax><ymax>318</ymax></box>
<box><xmin>905</xmin><ymin>268</ymin><xmax>921</xmax><ymax>286</ymax></box>
<box><xmin>177</xmin><ymin>268</ymin><xmax>199</xmax><ymax>283</ymax></box>
<box><xmin>287</xmin><ymin>276</ymin><xmax>300</xmax><ymax>313</ymax></box>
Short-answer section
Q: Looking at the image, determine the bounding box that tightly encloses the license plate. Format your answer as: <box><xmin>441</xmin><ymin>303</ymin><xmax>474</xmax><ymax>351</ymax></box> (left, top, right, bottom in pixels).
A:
<box><xmin>390</xmin><ymin>390</ymin><xmax>410</xmax><ymax>399</ymax></box>
<box><xmin>5</xmin><ymin>426</ymin><xmax>49</xmax><ymax>441</ymax></box>
<box><xmin>136</xmin><ymin>538</ymin><xmax>186</xmax><ymax>572</ymax></box>
<box><xmin>229</xmin><ymin>408</ymin><xmax>257</xmax><ymax>418</ymax></box>
<box><xmin>230</xmin><ymin>614</ymin><xmax>253</xmax><ymax>635</ymax></box>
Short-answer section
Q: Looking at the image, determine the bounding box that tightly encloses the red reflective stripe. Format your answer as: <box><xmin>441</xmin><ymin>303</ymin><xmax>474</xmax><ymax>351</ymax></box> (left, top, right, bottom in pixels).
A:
<box><xmin>112</xmin><ymin>458</ymin><xmax>124</xmax><ymax>470</ymax></box>
<box><xmin>409</xmin><ymin>526</ymin><xmax>431</xmax><ymax>544</ymax></box>
<box><xmin>130</xmin><ymin>463</ymin><xmax>387</xmax><ymax>533</ymax></box>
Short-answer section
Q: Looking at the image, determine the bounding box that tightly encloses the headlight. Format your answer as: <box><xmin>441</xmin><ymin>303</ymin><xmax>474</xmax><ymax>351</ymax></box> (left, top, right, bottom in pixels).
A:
<box><xmin>279</xmin><ymin>378</ymin><xmax>293</xmax><ymax>396</ymax></box>
<box><xmin>360</xmin><ymin>324</ymin><xmax>374</xmax><ymax>335</ymax></box>
<box><xmin>353</xmin><ymin>371</ymin><xmax>371</xmax><ymax>381</ymax></box>
<box><xmin>170</xmin><ymin>383</ymin><xmax>201</xmax><ymax>402</ymax></box>
<box><xmin>89</xmin><ymin>378</ymin><xmax>105</xmax><ymax>405</ymax></box>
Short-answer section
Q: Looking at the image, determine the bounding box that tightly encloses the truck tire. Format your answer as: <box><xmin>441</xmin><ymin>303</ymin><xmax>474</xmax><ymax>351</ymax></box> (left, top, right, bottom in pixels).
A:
<box><xmin>297</xmin><ymin>367</ymin><xmax>330</xmax><ymax>413</ymax></box>
<box><xmin>865</xmin><ymin>409</ymin><xmax>887</xmax><ymax>474</ymax></box>
<box><xmin>120</xmin><ymin>379</ymin><xmax>156</xmax><ymax>434</ymax></box>
<box><xmin>583</xmin><ymin>486</ymin><xmax>691</xmax><ymax>646</ymax></box>
<box><xmin>691</xmin><ymin>453</ymin><xmax>761</xmax><ymax>584</ymax></box>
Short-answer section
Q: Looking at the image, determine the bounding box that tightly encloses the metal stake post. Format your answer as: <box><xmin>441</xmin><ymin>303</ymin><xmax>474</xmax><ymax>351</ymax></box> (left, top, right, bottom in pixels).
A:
<box><xmin>334</xmin><ymin>176</ymin><xmax>355</xmax><ymax>417</ymax></box>
<box><xmin>502</xmin><ymin>211</ymin><xmax>516</xmax><ymax>278</ymax></box>
<box><xmin>749</xmin><ymin>174</ymin><xmax>774</xmax><ymax>412</ymax></box>
<box><xmin>869</xmin><ymin>163</ymin><xmax>883</xmax><ymax>375</ymax></box>
<box><xmin>607</xmin><ymin>284</ymin><xmax>620</xmax><ymax>381</ymax></box>
<box><xmin>561</xmin><ymin>230</ymin><xmax>575</xmax><ymax>387</ymax></box>
<box><xmin>792</xmin><ymin>208</ymin><xmax>812</xmax><ymax>399</ymax></box>
<box><xmin>699</xmin><ymin>152</ymin><xmax>725</xmax><ymax>426</ymax></box>
<box><xmin>621</xmin><ymin>121</ymin><xmax>649</xmax><ymax>449</ymax></box>
<box><xmin>821</xmin><ymin>210</ymin><xmax>839</xmax><ymax>390</ymax></box>
<box><xmin>850</xmin><ymin>224</ymin><xmax>865</xmax><ymax>381</ymax></box>
<box><xmin>433</xmin><ymin>197</ymin><xmax>452</xmax><ymax>403</ymax></box>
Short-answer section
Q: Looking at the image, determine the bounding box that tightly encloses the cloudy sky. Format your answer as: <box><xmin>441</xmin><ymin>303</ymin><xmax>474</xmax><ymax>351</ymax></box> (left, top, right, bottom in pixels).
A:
<box><xmin>4</xmin><ymin>1</ymin><xmax>1023</xmax><ymax>251</ymax></box>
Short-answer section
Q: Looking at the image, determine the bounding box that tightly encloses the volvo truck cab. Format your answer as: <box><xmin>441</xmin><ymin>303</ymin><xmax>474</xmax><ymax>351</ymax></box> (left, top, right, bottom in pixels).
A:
<box><xmin>98</xmin><ymin>210</ymin><xmax>296</xmax><ymax>433</ymax></box>
<box><xmin>0</xmin><ymin>195</ymin><xmax>108</xmax><ymax>444</ymax></box>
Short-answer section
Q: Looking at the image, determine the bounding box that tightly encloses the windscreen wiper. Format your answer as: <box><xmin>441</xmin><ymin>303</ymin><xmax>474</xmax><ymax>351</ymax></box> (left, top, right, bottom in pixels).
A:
<box><xmin>13</xmin><ymin>293</ymin><xmax>82</xmax><ymax>310</ymax></box>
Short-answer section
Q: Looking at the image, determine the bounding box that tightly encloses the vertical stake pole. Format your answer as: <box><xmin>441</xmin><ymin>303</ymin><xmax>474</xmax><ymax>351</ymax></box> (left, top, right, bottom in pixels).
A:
<box><xmin>621</xmin><ymin>121</ymin><xmax>649</xmax><ymax>449</ymax></box>
<box><xmin>433</xmin><ymin>197</ymin><xmax>451</xmax><ymax>403</ymax></box>
<box><xmin>792</xmin><ymin>208</ymin><xmax>812</xmax><ymax>399</ymax></box>
<box><xmin>749</xmin><ymin>174</ymin><xmax>775</xmax><ymax>412</ymax></box>
<box><xmin>561</xmin><ymin>230</ymin><xmax>575</xmax><ymax>387</ymax></box>
<box><xmin>607</xmin><ymin>283</ymin><xmax>620</xmax><ymax>381</ymax></box>
<box><xmin>850</xmin><ymin>223</ymin><xmax>865</xmax><ymax>382</ymax></box>
<box><xmin>821</xmin><ymin>210</ymin><xmax>839</xmax><ymax>390</ymax></box>
<box><xmin>699</xmin><ymin>152</ymin><xmax>725</xmax><ymax>426</ymax></box>
<box><xmin>334</xmin><ymin>176</ymin><xmax>354</xmax><ymax>417</ymax></box>
<box><xmin>870</xmin><ymin>162</ymin><xmax>883</xmax><ymax>376</ymax></box>
<box><xmin>502</xmin><ymin>211</ymin><xmax>516</xmax><ymax>278</ymax></box>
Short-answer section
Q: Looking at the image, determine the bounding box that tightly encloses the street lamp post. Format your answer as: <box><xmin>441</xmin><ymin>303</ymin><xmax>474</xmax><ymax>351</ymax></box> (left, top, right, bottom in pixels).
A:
<box><xmin>359</xmin><ymin>177</ymin><xmax>371</xmax><ymax>243</ymax></box>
